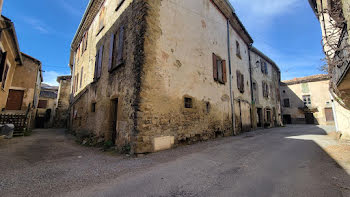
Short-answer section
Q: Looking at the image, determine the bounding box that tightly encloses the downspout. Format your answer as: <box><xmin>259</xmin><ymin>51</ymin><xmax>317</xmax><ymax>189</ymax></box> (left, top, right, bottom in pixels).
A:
<box><xmin>226</xmin><ymin>19</ymin><xmax>236</xmax><ymax>135</ymax></box>
<box><xmin>248</xmin><ymin>45</ymin><xmax>254</xmax><ymax>129</ymax></box>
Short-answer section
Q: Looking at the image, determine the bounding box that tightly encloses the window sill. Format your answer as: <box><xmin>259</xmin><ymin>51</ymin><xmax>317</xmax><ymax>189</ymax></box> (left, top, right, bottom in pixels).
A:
<box><xmin>236</xmin><ymin>54</ymin><xmax>242</xmax><ymax>59</ymax></box>
<box><xmin>109</xmin><ymin>61</ymin><xmax>125</xmax><ymax>73</ymax></box>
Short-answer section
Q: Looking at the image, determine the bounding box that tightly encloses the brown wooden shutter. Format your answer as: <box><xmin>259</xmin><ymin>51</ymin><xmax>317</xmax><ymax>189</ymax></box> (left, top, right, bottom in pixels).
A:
<box><xmin>0</xmin><ymin>51</ymin><xmax>7</xmax><ymax>81</ymax></box>
<box><xmin>108</xmin><ymin>33</ymin><xmax>115</xmax><ymax>72</ymax></box>
<box><xmin>212</xmin><ymin>53</ymin><xmax>218</xmax><ymax>81</ymax></box>
<box><xmin>117</xmin><ymin>26</ymin><xmax>124</xmax><ymax>65</ymax></box>
<box><xmin>222</xmin><ymin>60</ymin><xmax>227</xmax><ymax>83</ymax></box>
<box><xmin>97</xmin><ymin>45</ymin><xmax>104</xmax><ymax>79</ymax></box>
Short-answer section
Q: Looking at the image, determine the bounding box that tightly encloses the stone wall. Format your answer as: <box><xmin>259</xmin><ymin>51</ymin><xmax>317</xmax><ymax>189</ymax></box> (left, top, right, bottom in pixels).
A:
<box><xmin>54</xmin><ymin>77</ymin><xmax>71</xmax><ymax>128</ymax></box>
<box><xmin>250</xmin><ymin>49</ymin><xmax>282</xmax><ymax>129</ymax></box>
<box><xmin>70</xmin><ymin>0</ymin><xmax>147</xmax><ymax>150</ymax></box>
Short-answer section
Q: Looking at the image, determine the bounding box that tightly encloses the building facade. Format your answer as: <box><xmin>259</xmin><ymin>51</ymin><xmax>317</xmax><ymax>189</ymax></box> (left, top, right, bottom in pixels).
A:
<box><xmin>0</xmin><ymin>16</ymin><xmax>23</xmax><ymax>111</ymax></box>
<box><xmin>54</xmin><ymin>75</ymin><xmax>71</xmax><ymax>128</ymax></box>
<box><xmin>69</xmin><ymin>0</ymin><xmax>281</xmax><ymax>153</ymax></box>
<box><xmin>309</xmin><ymin>0</ymin><xmax>350</xmax><ymax>139</ymax></box>
<box><xmin>36</xmin><ymin>84</ymin><xmax>58</xmax><ymax>128</ymax></box>
<box><xmin>3</xmin><ymin>53</ymin><xmax>42</xmax><ymax>128</ymax></box>
<box><xmin>250</xmin><ymin>47</ymin><xmax>282</xmax><ymax>129</ymax></box>
<box><xmin>280</xmin><ymin>75</ymin><xmax>335</xmax><ymax>125</ymax></box>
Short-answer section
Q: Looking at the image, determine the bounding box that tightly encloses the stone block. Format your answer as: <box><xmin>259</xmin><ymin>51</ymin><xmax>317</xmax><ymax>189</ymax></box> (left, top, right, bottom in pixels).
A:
<box><xmin>153</xmin><ymin>136</ymin><xmax>175</xmax><ymax>152</ymax></box>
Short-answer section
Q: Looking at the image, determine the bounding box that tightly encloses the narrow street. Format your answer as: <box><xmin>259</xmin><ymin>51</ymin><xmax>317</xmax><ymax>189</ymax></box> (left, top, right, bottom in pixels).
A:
<box><xmin>1</xmin><ymin>125</ymin><xmax>350</xmax><ymax>197</ymax></box>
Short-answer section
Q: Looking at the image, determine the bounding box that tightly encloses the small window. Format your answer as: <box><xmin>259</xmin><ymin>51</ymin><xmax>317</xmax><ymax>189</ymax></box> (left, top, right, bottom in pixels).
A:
<box><xmin>206</xmin><ymin>102</ymin><xmax>211</xmax><ymax>113</ymax></box>
<box><xmin>38</xmin><ymin>100</ymin><xmax>48</xmax><ymax>109</ymax></box>
<box><xmin>283</xmin><ymin>90</ymin><xmax>286</xmax><ymax>94</ymax></box>
<box><xmin>91</xmin><ymin>102</ymin><xmax>96</xmax><ymax>112</ymax></box>
<box><xmin>184</xmin><ymin>97</ymin><xmax>193</xmax><ymax>108</ymax></box>
<box><xmin>253</xmin><ymin>82</ymin><xmax>257</xmax><ymax>90</ymax></box>
<box><xmin>236</xmin><ymin>41</ymin><xmax>241</xmax><ymax>58</ymax></box>
<box><xmin>303</xmin><ymin>95</ymin><xmax>311</xmax><ymax>106</ymax></box>
<box><xmin>212</xmin><ymin>53</ymin><xmax>227</xmax><ymax>84</ymax></box>
<box><xmin>0</xmin><ymin>51</ymin><xmax>7</xmax><ymax>82</ymax></box>
<box><xmin>236</xmin><ymin>70</ymin><xmax>244</xmax><ymax>93</ymax></box>
<box><xmin>283</xmin><ymin>99</ymin><xmax>290</xmax><ymax>108</ymax></box>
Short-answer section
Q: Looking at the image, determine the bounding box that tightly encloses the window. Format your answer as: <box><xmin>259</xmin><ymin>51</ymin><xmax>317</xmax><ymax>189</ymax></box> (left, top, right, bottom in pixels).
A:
<box><xmin>236</xmin><ymin>41</ymin><xmax>241</xmax><ymax>58</ymax></box>
<box><xmin>109</xmin><ymin>26</ymin><xmax>125</xmax><ymax>72</ymax></box>
<box><xmin>0</xmin><ymin>51</ymin><xmax>7</xmax><ymax>81</ymax></box>
<box><xmin>94</xmin><ymin>45</ymin><xmax>104</xmax><ymax>80</ymax></box>
<box><xmin>184</xmin><ymin>97</ymin><xmax>193</xmax><ymax>108</ymax></box>
<box><xmin>261</xmin><ymin>61</ymin><xmax>268</xmax><ymax>75</ymax></box>
<box><xmin>303</xmin><ymin>95</ymin><xmax>311</xmax><ymax>106</ymax></box>
<box><xmin>1</xmin><ymin>64</ymin><xmax>9</xmax><ymax>89</ymax></box>
<box><xmin>212</xmin><ymin>53</ymin><xmax>227</xmax><ymax>84</ymax></box>
<box><xmin>80</xmin><ymin>67</ymin><xmax>84</xmax><ymax>88</ymax></box>
<box><xmin>91</xmin><ymin>102</ymin><xmax>96</xmax><ymax>112</ymax></box>
<box><xmin>236</xmin><ymin>70</ymin><xmax>244</xmax><ymax>93</ymax></box>
<box><xmin>81</xmin><ymin>32</ymin><xmax>88</xmax><ymax>53</ymax></box>
<box><xmin>116</xmin><ymin>0</ymin><xmax>125</xmax><ymax>10</ymax></box>
<box><xmin>283</xmin><ymin>99</ymin><xmax>290</xmax><ymax>108</ymax></box>
<box><xmin>38</xmin><ymin>100</ymin><xmax>48</xmax><ymax>109</ymax></box>
<box><xmin>262</xmin><ymin>81</ymin><xmax>269</xmax><ymax>98</ymax></box>
<box><xmin>98</xmin><ymin>6</ymin><xmax>106</xmax><ymax>32</ymax></box>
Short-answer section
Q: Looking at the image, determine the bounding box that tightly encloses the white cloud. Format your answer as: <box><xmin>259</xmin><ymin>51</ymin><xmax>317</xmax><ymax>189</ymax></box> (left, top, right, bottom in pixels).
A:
<box><xmin>43</xmin><ymin>71</ymin><xmax>70</xmax><ymax>86</ymax></box>
<box><xmin>23</xmin><ymin>17</ymin><xmax>49</xmax><ymax>34</ymax></box>
<box><xmin>230</xmin><ymin>0</ymin><xmax>303</xmax><ymax>28</ymax></box>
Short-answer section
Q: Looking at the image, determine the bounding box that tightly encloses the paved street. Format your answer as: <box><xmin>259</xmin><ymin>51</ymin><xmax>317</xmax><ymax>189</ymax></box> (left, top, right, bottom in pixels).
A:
<box><xmin>0</xmin><ymin>125</ymin><xmax>350</xmax><ymax>197</ymax></box>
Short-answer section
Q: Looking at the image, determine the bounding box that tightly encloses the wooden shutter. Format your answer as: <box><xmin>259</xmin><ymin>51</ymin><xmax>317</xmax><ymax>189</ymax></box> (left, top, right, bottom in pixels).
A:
<box><xmin>108</xmin><ymin>33</ymin><xmax>115</xmax><ymax>72</ymax></box>
<box><xmin>0</xmin><ymin>51</ymin><xmax>7</xmax><ymax>81</ymax></box>
<box><xmin>222</xmin><ymin>60</ymin><xmax>227</xmax><ymax>83</ymax></box>
<box><xmin>117</xmin><ymin>26</ymin><xmax>124</xmax><ymax>64</ymax></box>
<box><xmin>236</xmin><ymin>70</ymin><xmax>240</xmax><ymax>90</ymax></box>
<box><xmin>265</xmin><ymin>62</ymin><xmax>268</xmax><ymax>74</ymax></box>
<box><xmin>1</xmin><ymin>64</ymin><xmax>8</xmax><ymax>89</ymax></box>
<box><xmin>241</xmin><ymin>74</ymin><xmax>244</xmax><ymax>93</ymax></box>
<box><xmin>212</xmin><ymin>53</ymin><xmax>218</xmax><ymax>81</ymax></box>
<box><xmin>94</xmin><ymin>54</ymin><xmax>98</xmax><ymax>80</ymax></box>
<box><xmin>97</xmin><ymin>45</ymin><xmax>104</xmax><ymax>79</ymax></box>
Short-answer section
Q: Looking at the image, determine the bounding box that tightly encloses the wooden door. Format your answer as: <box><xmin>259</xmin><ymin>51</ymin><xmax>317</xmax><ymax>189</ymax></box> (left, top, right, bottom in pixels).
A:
<box><xmin>111</xmin><ymin>99</ymin><xmax>118</xmax><ymax>145</ymax></box>
<box><xmin>325</xmin><ymin>108</ymin><xmax>334</xmax><ymax>122</ymax></box>
<box><xmin>6</xmin><ymin>90</ymin><xmax>24</xmax><ymax>110</ymax></box>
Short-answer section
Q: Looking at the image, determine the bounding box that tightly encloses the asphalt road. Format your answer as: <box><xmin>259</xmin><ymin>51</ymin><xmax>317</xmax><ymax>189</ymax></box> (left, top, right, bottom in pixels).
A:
<box><xmin>1</xmin><ymin>125</ymin><xmax>349</xmax><ymax>197</ymax></box>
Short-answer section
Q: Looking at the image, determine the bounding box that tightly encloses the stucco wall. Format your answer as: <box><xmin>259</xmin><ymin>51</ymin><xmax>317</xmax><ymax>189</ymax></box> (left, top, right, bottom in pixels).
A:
<box><xmin>281</xmin><ymin>79</ymin><xmax>334</xmax><ymax>125</ymax></box>
<box><xmin>9</xmin><ymin>54</ymin><xmax>40</xmax><ymax>111</ymax></box>
<box><xmin>0</xmin><ymin>27</ymin><xmax>19</xmax><ymax>111</ymax></box>
<box><xmin>135</xmin><ymin>0</ymin><xmax>252</xmax><ymax>153</ymax></box>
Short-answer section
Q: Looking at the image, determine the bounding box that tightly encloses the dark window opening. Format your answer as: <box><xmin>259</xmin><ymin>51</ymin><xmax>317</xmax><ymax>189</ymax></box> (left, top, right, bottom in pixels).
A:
<box><xmin>184</xmin><ymin>97</ymin><xmax>193</xmax><ymax>109</ymax></box>
<box><xmin>236</xmin><ymin>41</ymin><xmax>241</xmax><ymax>58</ymax></box>
<box><xmin>206</xmin><ymin>102</ymin><xmax>211</xmax><ymax>113</ymax></box>
<box><xmin>283</xmin><ymin>99</ymin><xmax>290</xmax><ymax>108</ymax></box>
<box><xmin>91</xmin><ymin>102</ymin><xmax>96</xmax><ymax>112</ymax></box>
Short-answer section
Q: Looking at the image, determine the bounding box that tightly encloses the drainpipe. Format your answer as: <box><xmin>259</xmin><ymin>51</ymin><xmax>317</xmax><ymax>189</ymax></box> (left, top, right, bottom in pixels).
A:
<box><xmin>226</xmin><ymin>19</ymin><xmax>236</xmax><ymax>134</ymax></box>
<box><xmin>329</xmin><ymin>91</ymin><xmax>340</xmax><ymax>132</ymax></box>
<box><xmin>248</xmin><ymin>45</ymin><xmax>254</xmax><ymax>129</ymax></box>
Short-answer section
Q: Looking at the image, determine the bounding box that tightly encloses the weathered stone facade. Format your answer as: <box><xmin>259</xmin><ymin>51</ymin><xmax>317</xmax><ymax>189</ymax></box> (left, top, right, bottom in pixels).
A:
<box><xmin>250</xmin><ymin>47</ymin><xmax>282</xmax><ymax>129</ymax></box>
<box><xmin>280</xmin><ymin>75</ymin><xmax>335</xmax><ymax>125</ymax></box>
<box><xmin>69</xmin><ymin>0</ymin><xmax>282</xmax><ymax>153</ymax></box>
<box><xmin>54</xmin><ymin>76</ymin><xmax>71</xmax><ymax>128</ymax></box>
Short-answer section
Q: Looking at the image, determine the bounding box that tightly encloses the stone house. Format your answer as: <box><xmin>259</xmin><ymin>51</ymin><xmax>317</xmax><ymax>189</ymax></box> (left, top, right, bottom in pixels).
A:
<box><xmin>280</xmin><ymin>74</ymin><xmax>335</xmax><ymax>125</ymax></box>
<box><xmin>309</xmin><ymin>0</ymin><xmax>350</xmax><ymax>139</ymax></box>
<box><xmin>69</xmin><ymin>0</ymin><xmax>281</xmax><ymax>153</ymax></box>
<box><xmin>0</xmin><ymin>16</ymin><xmax>23</xmax><ymax>111</ymax></box>
<box><xmin>3</xmin><ymin>53</ymin><xmax>42</xmax><ymax>129</ymax></box>
<box><xmin>250</xmin><ymin>47</ymin><xmax>282</xmax><ymax>129</ymax></box>
<box><xmin>54</xmin><ymin>75</ymin><xmax>71</xmax><ymax>128</ymax></box>
<box><xmin>36</xmin><ymin>84</ymin><xmax>58</xmax><ymax>128</ymax></box>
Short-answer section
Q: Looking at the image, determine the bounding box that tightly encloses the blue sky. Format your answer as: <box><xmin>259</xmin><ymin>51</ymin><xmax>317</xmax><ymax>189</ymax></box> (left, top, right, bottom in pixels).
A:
<box><xmin>3</xmin><ymin>0</ymin><xmax>324</xmax><ymax>85</ymax></box>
